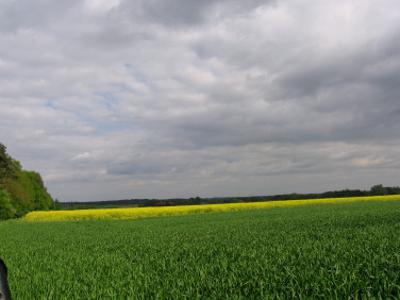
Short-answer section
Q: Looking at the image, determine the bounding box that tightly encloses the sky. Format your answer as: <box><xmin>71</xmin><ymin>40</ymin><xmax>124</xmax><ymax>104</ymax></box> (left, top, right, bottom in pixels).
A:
<box><xmin>1</xmin><ymin>0</ymin><xmax>400</xmax><ymax>202</ymax></box>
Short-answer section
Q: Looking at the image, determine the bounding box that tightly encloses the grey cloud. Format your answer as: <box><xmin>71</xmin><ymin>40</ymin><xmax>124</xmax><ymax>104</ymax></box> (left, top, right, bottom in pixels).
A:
<box><xmin>125</xmin><ymin>0</ymin><xmax>269</xmax><ymax>27</ymax></box>
<box><xmin>0</xmin><ymin>0</ymin><xmax>81</xmax><ymax>32</ymax></box>
<box><xmin>1</xmin><ymin>0</ymin><xmax>400</xmax><ymax>201</ymax></box>
<box><xmin>140</xmin><ymin>0</ymin><xmax>218</xmax><ymax>26</ymax></box>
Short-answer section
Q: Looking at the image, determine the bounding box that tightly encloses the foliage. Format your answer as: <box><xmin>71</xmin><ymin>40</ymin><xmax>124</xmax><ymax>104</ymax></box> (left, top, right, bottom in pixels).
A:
<box><xmin>1</xmin><ymin>201</ymin><xmax>400</xmax><ymax>299</ymax></box>
<box><xmin>61</xmin><ymin>185</ymin><xmax>400</xmax><ymax>210</ymax></box>
<box><xmin>0</xmin><ymin>143</ymin><xmax>54</xmax><ymax>220</ymax></box>
<box><xmin>369</xmin><ymin>184</ymin><xmax>400</xmax><ymax>195</ymax></box>
<box><xmin>0</xmin><ymin>143</ymin><xmax>16</xmax><ymax>182</ymax></box>
<box><xmin>0</xmin><ymin>187</ymin><xmax>16</xmax><ymax>220</ymax></box>
<box><xmin>25</xmin><ymin>194</ymin><xmax>400</xmax><ymax>222</ymax></box>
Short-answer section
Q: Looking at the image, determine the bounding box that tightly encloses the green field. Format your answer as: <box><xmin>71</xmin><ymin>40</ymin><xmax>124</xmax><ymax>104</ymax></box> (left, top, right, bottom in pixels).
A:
<box><xmin>1</xmin><ymin>200</ymin><xmax>400</xmax><ymax>299</ymax></box>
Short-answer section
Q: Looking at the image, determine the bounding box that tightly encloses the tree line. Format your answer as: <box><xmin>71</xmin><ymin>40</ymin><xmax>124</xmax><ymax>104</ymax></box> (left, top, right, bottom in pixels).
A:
<box><xmin>62</xmin><ymin>185</ymin><xmax>400</xmax><ymax>210</ymax></box>
<box><xmin>2</xmin><ymin>141</ymin><xmax>399</xmax><ymax>218</ymax></box>
<box><xmin>0</xmin><ymin>143</ymin><xmax>55</xmax><ymax>220</ymax></box>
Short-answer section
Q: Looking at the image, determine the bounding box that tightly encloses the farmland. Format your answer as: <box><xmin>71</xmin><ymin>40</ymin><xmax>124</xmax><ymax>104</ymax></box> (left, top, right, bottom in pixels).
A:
<box><xmin>24</xmin><ymin>194</ymin><xmax>400</xmax><ymax>222</ymax></box>
<box><xmin>1</xmin><ymin>200</ymin><xmax>400</xmax><ymax>299</ymax></box>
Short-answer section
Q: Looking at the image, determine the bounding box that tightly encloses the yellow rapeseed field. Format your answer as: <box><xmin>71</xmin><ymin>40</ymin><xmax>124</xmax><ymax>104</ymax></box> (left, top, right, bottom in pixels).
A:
<box><xmin>23</xmin><ymin>195</ymin><xmax>400</xmax><ymax>222</ymax></box>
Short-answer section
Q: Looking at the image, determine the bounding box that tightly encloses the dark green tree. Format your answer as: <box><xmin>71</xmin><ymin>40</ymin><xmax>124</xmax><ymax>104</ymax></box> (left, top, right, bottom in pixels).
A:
<box><xmin>0</xmin><ymin>143</ymin><xmax>13</xmax><ymax>181</ymax></box>
<box><xmin>370</xmin><ymin>184</ymin><xmax>388</xmax><ymax>195</ymax></box>
<box><xmin>0</xmin><ymin>187</ymin><xmax>16</xmax><ymax>220</ymax></box>
<box><xmin>0</xmin><ymin>143</ymin><xmax>55</xmax><ymax>220</ymax></box>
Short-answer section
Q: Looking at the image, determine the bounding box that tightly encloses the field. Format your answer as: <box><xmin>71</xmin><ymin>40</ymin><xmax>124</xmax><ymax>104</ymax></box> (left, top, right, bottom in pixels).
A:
<box><xmin>1</xmin><ymin>200</ymin><xmax>400</xmax><ymax>299</ymax></box>
<box><xmin>24</xmin><ymin>194</ymin><xmax>400</xmax><ymax>222</ymax></box>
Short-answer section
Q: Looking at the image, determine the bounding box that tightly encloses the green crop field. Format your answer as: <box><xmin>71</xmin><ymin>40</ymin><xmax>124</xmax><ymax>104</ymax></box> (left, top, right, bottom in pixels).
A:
<box><xmin>1</xmin><ymin>200</ymin><xmax>400</xmax><ymax>299</ymax></box>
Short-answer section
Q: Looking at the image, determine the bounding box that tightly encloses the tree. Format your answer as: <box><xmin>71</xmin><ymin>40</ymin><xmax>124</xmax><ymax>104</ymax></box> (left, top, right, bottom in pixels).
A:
<box><xmin>370</xmin><ymin>184</ymin><xmax>387</xmax><ymax>195</ymax></box>
<box><xmin>0</xmin><ymin>188</ymin><xmax>16</xmax><ymax>220</ymax></box>
<box><xmin>0</xmin><ymin>143</ymin><xmax>55</xmax><ymax>220</ymax></box>
<box><xmin>0</xmin><ymin>143</ymin><xmax>17</xmax><ymax>182</ymax></box>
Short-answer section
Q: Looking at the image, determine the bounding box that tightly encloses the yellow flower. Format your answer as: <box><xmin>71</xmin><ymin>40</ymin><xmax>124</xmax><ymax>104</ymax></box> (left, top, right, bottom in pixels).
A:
<box><xmin>23</xmin><ymin>195</ymin><xmax>400</xmax><ymax>222</ymax></box>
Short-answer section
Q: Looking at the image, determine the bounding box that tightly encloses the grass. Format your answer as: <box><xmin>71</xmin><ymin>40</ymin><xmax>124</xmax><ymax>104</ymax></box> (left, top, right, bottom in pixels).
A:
<box><xmin>1</xmin><ymin>200</ymin><xmax>400</xmax><ymax>299</ymax></box>
<box><xmin>24</xmin><ymin>194</ymin><xmax>400</xmax><ymax>222</ymax></box>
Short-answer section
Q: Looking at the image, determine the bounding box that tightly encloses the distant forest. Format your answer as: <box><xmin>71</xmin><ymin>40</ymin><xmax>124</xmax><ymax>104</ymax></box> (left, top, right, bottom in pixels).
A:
<box><xmin>61</xmin><ymin>184</ymin><xmax>400</xmax><ymax>210</ymax></box>
<box><xmin>0</xmin><ymin>143</ymin><xmax>55</xmax><ymax>220</ymax></box>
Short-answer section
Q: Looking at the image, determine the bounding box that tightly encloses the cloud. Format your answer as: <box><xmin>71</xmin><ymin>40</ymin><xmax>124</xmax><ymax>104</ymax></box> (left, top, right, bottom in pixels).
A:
<box><xmin>1</xmin><ymin>0</ymin><xmax>400</xmax><ymax>201</ymax></box>
<box><xmin>85</xmin><ymin>0</ymin><xmax>121</xmax><ymax>14</ymax></box>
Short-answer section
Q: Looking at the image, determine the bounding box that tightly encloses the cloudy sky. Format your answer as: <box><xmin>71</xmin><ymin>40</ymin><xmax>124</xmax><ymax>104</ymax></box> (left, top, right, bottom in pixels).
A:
<box><xmin>1</xmin><ymin>0</ymin><xmax>400</xmax><ymax>201</ymax></box>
